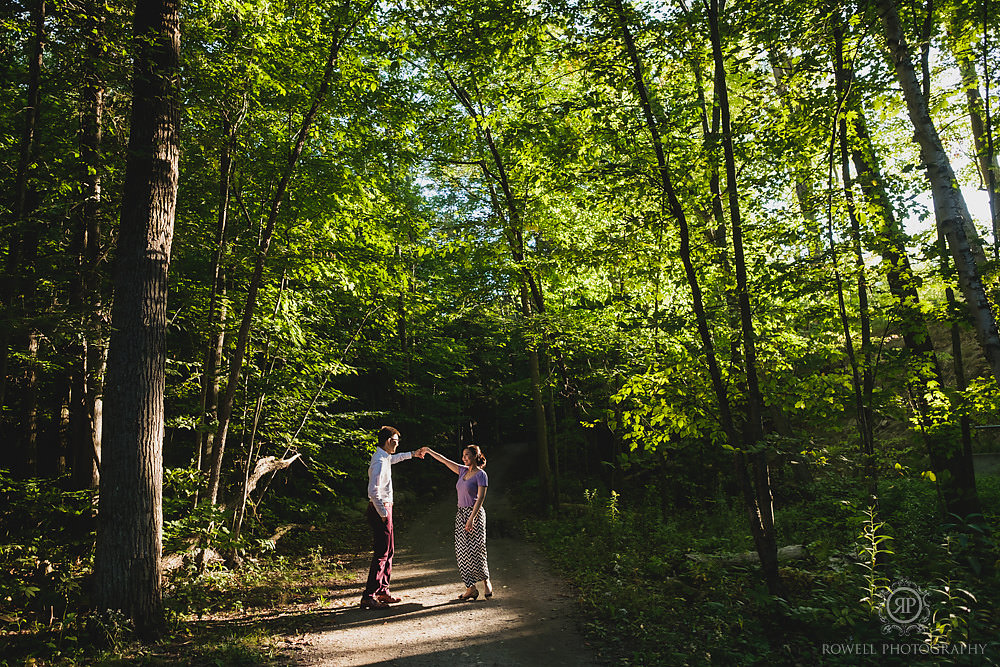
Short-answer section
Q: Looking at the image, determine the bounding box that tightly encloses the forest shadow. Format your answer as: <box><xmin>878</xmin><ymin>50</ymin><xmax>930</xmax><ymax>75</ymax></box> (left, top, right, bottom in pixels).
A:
<box><xmin>189</xmin><ymin>595</ymin><xmax>502</xmax><ymax>636</ymax></box>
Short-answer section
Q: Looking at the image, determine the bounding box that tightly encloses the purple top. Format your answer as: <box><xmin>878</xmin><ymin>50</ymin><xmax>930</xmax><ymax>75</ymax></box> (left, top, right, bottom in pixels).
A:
<box><xmin>456</xmin><ymin>466</ymin><xmax>488</xmax><ymax>508</ymax></box>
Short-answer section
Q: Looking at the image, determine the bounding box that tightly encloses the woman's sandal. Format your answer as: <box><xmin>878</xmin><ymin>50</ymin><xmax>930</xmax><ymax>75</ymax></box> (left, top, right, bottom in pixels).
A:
<box><xmin>457</xmin><ymin>588</ymin><xmax>480</xmax><ymax>601</ymax></box>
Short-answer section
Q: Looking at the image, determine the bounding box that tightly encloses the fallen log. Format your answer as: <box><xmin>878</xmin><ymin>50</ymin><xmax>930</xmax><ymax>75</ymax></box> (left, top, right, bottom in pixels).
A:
<box><xmin>246</xmin><ymin>453</ymin><xmax>302</xmax><ymax>498</ymax></box>
<box><xmin>264</xmin><ymin>523</ymin><xmax>310</xmax><ymax>548</ymax></box>
<box><xmin>686</xmin><ymin>544</ymin><xmax>808</xmax><ymax>565</ymax></box>
<box><xmin>162</xmin><ymin>545</ymin><xmax>223</xmax><ymax>573</ymax></box>
<box><xmin>163</xmin><ymin>454</ymin><xmax>303</xmax><ymax>573</ymax></box>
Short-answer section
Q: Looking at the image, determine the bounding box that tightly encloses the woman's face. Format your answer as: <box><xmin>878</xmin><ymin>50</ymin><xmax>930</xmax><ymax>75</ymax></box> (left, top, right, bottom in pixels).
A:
<box><xmin>462</xmin><ymin>448</ymin><xmax>474</xmax><ymax>466</ymax></box>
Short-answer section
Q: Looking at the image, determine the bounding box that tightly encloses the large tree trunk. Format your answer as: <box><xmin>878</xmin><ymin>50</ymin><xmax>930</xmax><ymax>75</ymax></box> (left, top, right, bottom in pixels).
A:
<box><xmin>93</xmin><ymin>0</ymin><xmax>180</xmax><ymax>637</ymax></box>
<box><xmin>878</xmin><ymin>0</ymin><xmax>990</xmax><ymax>518</ymax></box>
<box><xmin>841</xmin><ymin>37</ymin><xmax>980</xmax><ymax>518</ymax></box>
<box><xmin>878</xmin><ymin>0</ymin><xmax>1000</xmax><ymax>387</ymax></box>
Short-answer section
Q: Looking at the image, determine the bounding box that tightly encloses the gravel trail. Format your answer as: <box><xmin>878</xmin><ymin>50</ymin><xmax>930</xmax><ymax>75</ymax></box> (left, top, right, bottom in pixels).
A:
<box><xmin>283</xmin><ymin>443</ymin><xmax>604</xmax><ymax>667</ymax></box>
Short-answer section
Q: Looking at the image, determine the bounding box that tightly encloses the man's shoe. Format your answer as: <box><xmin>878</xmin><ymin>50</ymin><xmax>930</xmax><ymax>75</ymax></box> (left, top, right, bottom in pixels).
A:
<box><xmin>375</xmin><ymin>593</ymin><xmax>401</xmax><ymax>604</ymax></box>
<box><xmin>359</xmin><ymin>596</ymin><xmax>389</xmax><ymax>609</ymax></box>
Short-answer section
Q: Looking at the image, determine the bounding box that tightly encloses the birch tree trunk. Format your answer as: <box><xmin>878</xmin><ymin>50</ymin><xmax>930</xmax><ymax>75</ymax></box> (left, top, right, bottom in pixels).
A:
<box><xmin>849</xmin><ymin>97</ymin><xmax>981</xmax><ymax>516</ymax></box>
<box><xmin>878</xmin><ymin>0</ymin><xmax>1000</xmax><ymax>389</ymax></box>
<box><xmin>954</xmin><ymin>51</ymin><xmax>1000</xmax><ymax>253</ymax></box>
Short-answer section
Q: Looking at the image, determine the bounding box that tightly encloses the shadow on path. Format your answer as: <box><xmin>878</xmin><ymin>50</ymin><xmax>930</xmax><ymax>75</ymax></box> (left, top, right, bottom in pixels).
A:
<box><xmin>219</xmin><ymin>442</ymin><xmax>605</xmax><ymax>666</ymax></box>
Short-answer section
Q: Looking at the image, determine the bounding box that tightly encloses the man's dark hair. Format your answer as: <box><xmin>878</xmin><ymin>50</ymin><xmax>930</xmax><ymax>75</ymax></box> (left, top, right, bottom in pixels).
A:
<box><xmin>378</xmin><ymin>425</ymin><xmax>400</xmax><ymax>446</ymax></box>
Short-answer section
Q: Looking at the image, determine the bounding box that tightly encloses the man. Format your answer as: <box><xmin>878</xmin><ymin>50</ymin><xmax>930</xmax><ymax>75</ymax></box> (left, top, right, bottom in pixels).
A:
<box><xmin>361</xmin><ymin>425</ymin><xmax>426</xmax><ymax>609</ymax></box>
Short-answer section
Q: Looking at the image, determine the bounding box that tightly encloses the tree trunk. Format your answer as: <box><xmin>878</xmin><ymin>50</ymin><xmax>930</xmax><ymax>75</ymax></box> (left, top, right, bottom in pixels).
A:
<box><xmin>544</xmin><ymin>351</ymin><xmax>560</xmax><ymax>511</ymax></box>
<box><xmin>615</xmin><ymin>0</ymin><xmax>778</xmax><ymax>591</ymax></box>
<box><xmin>834</xmin><ymin>25</ymin><xmax>875</xmax><ymax>476</ymax></box>
<box><xmin>196</xmin><ymin>115</ymin><xmax>239</xmax><ymax>485</ymax></box>
<box><xmin>953</xmin><ymin>51</ymin><xmax>1000</xmax><ymax>257</ymax></box>
<box><xmin>707</xmin><ymin>0</ymin><xmax>780</xmax><ymax>595</ymax></box>
<box><xmin>70</xmin><ymin>0</ymin><xmax>106</xmax><ymax>489</ymax></box>
<box><xmin>767</xmin><ymin>49</ymin><xmax>822</xmax><ymax>256</ymax></box>
<box><xmin>0</xmin><ymin>0</ymin><xmax>45</xmax><ymax>412</ymax></box>
<box><xmin>228</xmin><ymin>279</ymin><xmax>283</xmax><ymax>538</ymax></box>
<box><xmin>878</xmin><ymin>0</ymin><xmax>1000</xmax><ymax>389</ymax></box>
<box><xmin>230</xmin><ymin>366</ymin><xmax>267</xmax><ymax>541</ymax></box>
<box><xmin>197</xmin><ymin>281</ymin><xmax>225</xmax><ymax>477</ymax></box>
<box><xmin>205</xmin><ymin>23</ymin><xmax>355</xmax><ymax>506</ymax></box>
<box><xmin>837</xmin><ymin>19</ymin><xmax>978</xmax><ymax>529</ymax></box>
<box><xmin>522</xmin><ymin>283</ymin><xmax>554</xmax><ymax>512</ymax></box>
<box><xmin>841</xmin><ymin>37</ymin><xmax>979</xmax><ymax>517</ymax></box>
<box><xmin>440</xmin><ymin>68</ymin><xmax>559</xmax><ymax>511</ymax></box>
<box><xmin>612</xmin><ymin>0</ymin><xmax>740</xmax><ymax>451</ymax></box>
<box><xmin>690</xmin><ymin>51</ymin><xmax>744</xmax><ymax>371</ymax></box>
<box><xmin>93</xmin><ymin>0</ymin><xmax>180</xmax><ymax>637</ymax></box>
<box><xmin>23</xmin><ymin>333</ymin><xmax>40</xmax><ymax>474</ymax></box>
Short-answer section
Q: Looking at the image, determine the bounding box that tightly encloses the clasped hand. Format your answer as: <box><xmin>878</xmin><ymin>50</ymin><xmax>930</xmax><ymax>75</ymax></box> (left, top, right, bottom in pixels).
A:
<box><xmin>414</xmin><ymin>446</ymin><xmax>429</xmax><ymax>459</ymax></box>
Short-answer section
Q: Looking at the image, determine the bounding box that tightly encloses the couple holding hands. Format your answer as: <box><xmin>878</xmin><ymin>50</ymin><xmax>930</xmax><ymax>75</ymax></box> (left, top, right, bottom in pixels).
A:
<box><xmin>360</xmin><ymin>426</ymin><xmax>493</xmax><ymax>610</ymax></box>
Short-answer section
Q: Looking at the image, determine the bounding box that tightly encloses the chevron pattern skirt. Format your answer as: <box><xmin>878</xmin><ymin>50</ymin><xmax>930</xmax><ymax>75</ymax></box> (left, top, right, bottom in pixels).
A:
<box><xmin>455</xmin><ymin>506</ymin><xmax>489</xmax><ymax>588</ymax></box>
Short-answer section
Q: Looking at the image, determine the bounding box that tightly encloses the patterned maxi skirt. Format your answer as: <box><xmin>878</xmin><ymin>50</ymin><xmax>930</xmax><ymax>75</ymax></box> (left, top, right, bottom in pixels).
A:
<box><xmin>455</xmin><ymin>506</ymin><xmax>489</xmax><ymax>588</ymax></box>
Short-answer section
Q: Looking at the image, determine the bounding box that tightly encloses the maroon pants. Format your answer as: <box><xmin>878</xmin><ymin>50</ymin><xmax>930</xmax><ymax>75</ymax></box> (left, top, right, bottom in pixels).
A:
<box><xmin>364</xmin><ymin>503</ymin><xmax>393</xmax><ymax>597</ymax></box>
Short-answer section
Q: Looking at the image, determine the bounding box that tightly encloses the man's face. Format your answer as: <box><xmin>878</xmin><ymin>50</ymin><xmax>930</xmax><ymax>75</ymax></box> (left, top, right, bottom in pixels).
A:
<box><xmin>385</xmin><ymin>433</ymin><xmax>400</xmax><ymax>453</ymax></box>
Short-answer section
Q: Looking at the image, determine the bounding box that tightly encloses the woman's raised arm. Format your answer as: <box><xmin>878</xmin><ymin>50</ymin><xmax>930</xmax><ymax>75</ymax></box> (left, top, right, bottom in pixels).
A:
<box><xmin>424</xmin><ymin>448</ymin><xmax>462</xmax><ymax>474</ymax></box>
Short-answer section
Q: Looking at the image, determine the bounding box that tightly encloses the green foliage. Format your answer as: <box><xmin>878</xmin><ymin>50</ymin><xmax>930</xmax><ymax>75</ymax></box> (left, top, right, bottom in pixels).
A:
<box><xmin>856</xmin><ymin>505</ymin><xmax>893</xmax><ymax>615</ymax></box>
<box><xmin>0</xmin><ymin>471</ymin><xmax>97</xmax><ymax>664</ymax></box>
<box><xmin>0</xmin><ymin>470</ymin><xmax>95</xmax><ymax>631</ymax></box>
<box><xmin>4</xmin><ymin>0</ymin><xmax>1000</xmax><ymax>660</ymax></box>
<box><xmin>524</xmin><ymin>467</ymin><xmax>1000</xmax><ymax>665</ymax></box>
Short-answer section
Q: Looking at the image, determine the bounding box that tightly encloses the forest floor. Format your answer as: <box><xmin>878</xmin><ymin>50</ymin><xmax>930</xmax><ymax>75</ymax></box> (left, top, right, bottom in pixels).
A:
<box><xmin>153</xmin><ymin>443</ymin><xmax>610</xmax><ymax>667</ymax></box>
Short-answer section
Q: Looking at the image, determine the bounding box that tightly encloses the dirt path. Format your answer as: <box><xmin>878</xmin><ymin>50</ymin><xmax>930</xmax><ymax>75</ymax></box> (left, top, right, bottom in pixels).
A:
<box><xmin>281</xmin><ymin>445</ymin><xmax>604</xmax><ymax>666</ymax></box>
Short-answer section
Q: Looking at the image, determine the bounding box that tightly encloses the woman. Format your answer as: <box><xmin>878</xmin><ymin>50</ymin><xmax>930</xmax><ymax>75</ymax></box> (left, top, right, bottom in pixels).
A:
<box><xmin>424</xmin><ymin>445</ymin><xmax>494</xmax><ymax>600</ymax></box>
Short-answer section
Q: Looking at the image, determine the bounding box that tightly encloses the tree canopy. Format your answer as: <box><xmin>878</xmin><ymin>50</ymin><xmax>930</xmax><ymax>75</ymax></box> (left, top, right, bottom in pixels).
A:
<box><xmin>2</xmin><ymin>0</ymin><xmax>999</xmax><ymax>657</ymax></box>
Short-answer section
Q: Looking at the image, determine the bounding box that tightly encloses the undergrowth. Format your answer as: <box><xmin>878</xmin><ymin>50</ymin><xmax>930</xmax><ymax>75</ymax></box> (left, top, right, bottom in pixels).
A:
<box><xmin>523</xmin><ymin>472</ymin><xmax>1000</xmax><ymax>666</ymax></box>
<box><xmin>0</xmin><ymin>468</ymin><xmax>371</xmax><ymax>666</ymax></box>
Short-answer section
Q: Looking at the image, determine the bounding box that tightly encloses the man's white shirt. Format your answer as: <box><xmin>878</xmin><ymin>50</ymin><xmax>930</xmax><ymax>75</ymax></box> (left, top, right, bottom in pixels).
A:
<box><xmin>368</xmin><ymin>447</ymin><xmax>413</xmax><ymax>518</ymax></box>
